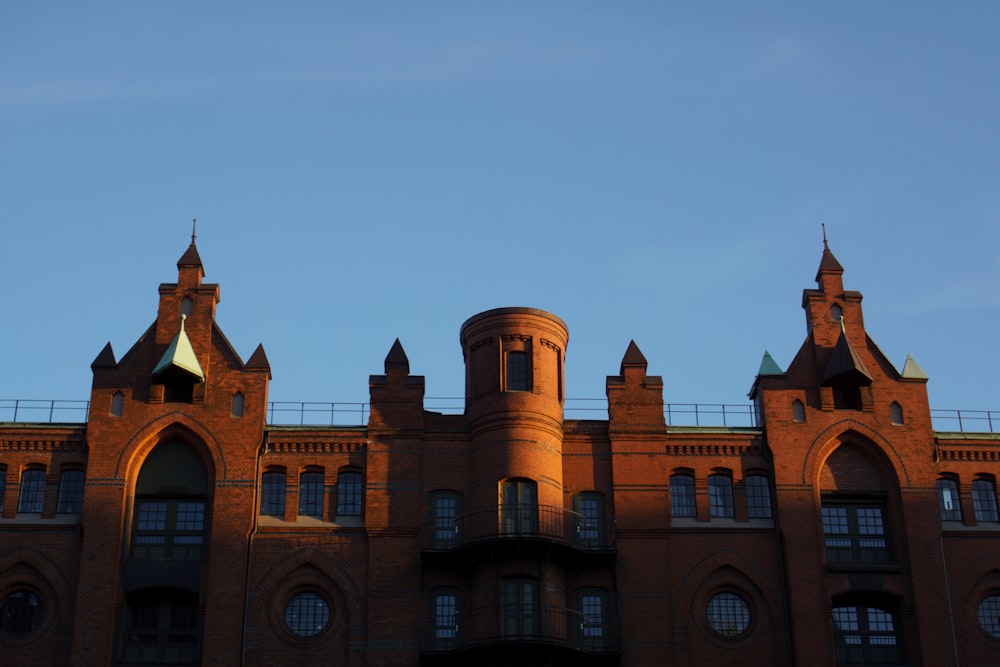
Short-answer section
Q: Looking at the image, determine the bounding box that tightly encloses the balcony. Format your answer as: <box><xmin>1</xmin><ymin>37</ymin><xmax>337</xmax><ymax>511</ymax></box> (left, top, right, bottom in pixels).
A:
<box><xmin>422</xmin><ymin>505</ymin><xmax>615</xmax><ymax>563</ymax></box>
<box><xmin>421</xmin><ymin>604</ymin><xmax>621</xmax><ymax>663</ymax></box>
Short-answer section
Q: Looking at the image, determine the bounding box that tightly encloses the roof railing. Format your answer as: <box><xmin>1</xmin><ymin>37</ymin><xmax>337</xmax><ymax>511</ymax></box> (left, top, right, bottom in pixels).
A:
<box><xmin>2</xmin><ymin>400</ymin><xmax>997</xmax><ymax>434</ymax></box>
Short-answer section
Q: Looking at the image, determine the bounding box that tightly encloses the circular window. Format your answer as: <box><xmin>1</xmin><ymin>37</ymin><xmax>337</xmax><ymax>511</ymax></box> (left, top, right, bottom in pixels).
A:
<box><xmin>707</xmin><ymin>592</ymin><xmax>750</xmax><ymax>638</ymax></box>
<box><xmin>284</xmin><ymin>591</ymin><xmax>330</xmax><ymax>638</ymax></box>
<box><xmin>978</xmin><ymin>595</ymin><xmax>1000</xmax><ymax>638</ymax></box>
<box><xmin>0</xmin><ymin>590</ymin><xmax>43</xmax><ymax>636</ymax></box>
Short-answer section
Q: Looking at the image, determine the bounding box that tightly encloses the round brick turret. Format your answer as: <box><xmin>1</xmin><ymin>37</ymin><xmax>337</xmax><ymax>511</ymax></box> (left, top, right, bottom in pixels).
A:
<box><xmin>460</xmin><ymin>307</ymin><xmax>568</xmax><ymax>510</ymax></box>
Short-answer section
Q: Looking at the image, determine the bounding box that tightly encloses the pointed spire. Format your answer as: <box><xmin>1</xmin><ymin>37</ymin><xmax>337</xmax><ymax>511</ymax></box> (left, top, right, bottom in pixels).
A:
<box><xmin>177</xmin><ymin>218</ymin><xmax>204</xmax><ymax>271</ymax></box>
<box><xmin>901</xmin><ymin>354</ymin><xmax>928</xmax><ymax>380</ymax></box>
<box><xmin>816</xmin><ymin>224</ymin><xmax>845</xmax><ymax>283</ymax></box>
<box><xmin>91</xmin><ymin>342</ymin><xmax>117</xmax><ymax>370</ymax></box>
<box><xmin>385</xmin><ymin>338</ymin><xmax>410</xmax><ymax>373</ymax></box>
<box><xmin>153</xmin><ymin>314</ymin><xmax>205</xmax><ymax>382</ymax></box>
<box><xmin>757</xmin><ymin>350</ymin><xmax>784</xmax><ymax>376</ymax></box>
<box><xmin>246</xmin><ymin>343</ymin><xmax>271</xmax><ymax>371</ymax></box>
<box><xmin>619</xmin><ymin>340</ymin><xmax>648</xmax><ymax>374</ymax></box>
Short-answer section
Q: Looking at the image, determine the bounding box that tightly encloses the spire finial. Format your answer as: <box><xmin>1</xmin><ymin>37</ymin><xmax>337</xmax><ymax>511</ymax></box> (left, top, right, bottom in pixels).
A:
<box><xmin>191</xmin><ymin>218</ymin><xmax>197</xmax><ymax>245</ymax></box>
<box><xmin>840</xmin><ymin>314</ymin><xmax>846</xmax><ymax>333</ymax></box>
<box><xmin>822</xmin><ymin>223</ymin><xmax>828</xmax><ymax>249</ymax></box>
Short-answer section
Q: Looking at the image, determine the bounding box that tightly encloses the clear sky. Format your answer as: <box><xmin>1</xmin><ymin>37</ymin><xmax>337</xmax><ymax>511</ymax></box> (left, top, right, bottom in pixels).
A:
<box><xmin>2</xmin><ymin>2</ymin><xmax>998</xmax><ymax>417</ymax></box>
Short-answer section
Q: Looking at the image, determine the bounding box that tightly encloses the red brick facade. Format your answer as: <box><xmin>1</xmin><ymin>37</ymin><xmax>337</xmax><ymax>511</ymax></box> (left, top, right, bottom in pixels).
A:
<box><xmin>1</xmin><ymin>238</ymin><xmax>998</xmax><ymax>666</ymax></box>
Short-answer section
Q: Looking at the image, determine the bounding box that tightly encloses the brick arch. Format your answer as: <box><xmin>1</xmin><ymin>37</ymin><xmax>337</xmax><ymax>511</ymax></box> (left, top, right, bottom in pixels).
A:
<box><xmin>248</xmin><ymin>547</ymin><xmax>365</xmax><ymax>641</ymax></box>
<box><xmin>113</xmin><ymin>412</ymin><xmax>226</xmax><ymax>488</ymax></box>
<box><xmin>671</xmin><ymin>548</ymin><xmax>786</xmax><ymax>635</ymax></box>
<box><xmin>800</xmin><ymin>421</ymin><xmax>910</xmax><ymax>487</ymax></box>
<box><xmin>0</xmin><ymin>547</ymin><xmax>77</xmax><ymax>651</ymax></box>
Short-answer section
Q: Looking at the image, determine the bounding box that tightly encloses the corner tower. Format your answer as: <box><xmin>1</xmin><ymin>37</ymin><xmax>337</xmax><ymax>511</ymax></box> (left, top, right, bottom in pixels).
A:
<box><xmin>459</xmin><ymin>307</ymin><xmax>568</xmax><ymax>512</ymax></box>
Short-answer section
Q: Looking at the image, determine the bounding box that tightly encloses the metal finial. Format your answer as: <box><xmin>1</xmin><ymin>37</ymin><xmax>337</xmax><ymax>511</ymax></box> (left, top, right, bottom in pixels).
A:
<box><xmin>840</xmin><ymin>314</ymin><xmax>846</xmax><ymax>333</ymax></box>
<box><xmin>822</xmin><ymin>223</ymin><xmax>828</xmax><ymax>249</ymax></box>
<box><xmin>192</xmin><ymin>218</ymin><xmax>197</xmax><ymax>244</ymax></box>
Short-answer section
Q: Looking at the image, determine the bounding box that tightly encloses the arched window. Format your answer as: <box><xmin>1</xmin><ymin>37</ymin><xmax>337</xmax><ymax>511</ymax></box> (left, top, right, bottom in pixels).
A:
<box><xmin>502</xmin><ymin>578</ymin><xmax>539</xmax><ymax>636</ymax></box>
<box><xmin>336</xmin><ymin>469</ymin><xmax>363</xmax><ymax>518</ymax></box>
<box><xmin>500</xmin><ymin>478</ymin><xmax>537</xmax><ymax>534</ymax></box>
<box><xmin>111</xmin><ymin>391</ymin><xmax>124</xmax><ymax>417</ymax></box>
<box><xmin>131</xmin><ymin>440</ymin><xmax>208</xmax><ymax>562</ymax></box>
<box><xmin>972</xmin><ymin>477</ymin><xmax>999</xmax><ymax>523</ymax></box>
<box><xmin>937</xmin><ymin>478</ymin><xmax>962</xmax><ymax>521</ymax></box>
<box><xmin>505</xmin><ymin>351</ymin><xmax>528</xmax><ymax>391</ymax></box>
<box><xmin>831</xmin><ymin>303</ymin><xmax>843</xmax><ymax>322</ymax></box>
<box><xmin>17</xmin><ymin>468</ymin><xmax>46</xmax><ymax>513</ymax></box>
<box><xmin>298</xmin><ymin>469</ymin><xmax>324</xmax><ymax>519</ymax></box>
<box><xmin>708</xmin><ymin>474</ymin><xmax>734</xmax><ymax>518</ymax></box>
<box><xmin>57</xmin><ymin>469</ymin><xmax>85</xmax><ymax>514</ymax></box>
<box><xmin>429</xmin><ymin>589</ymin><xmax>461</xmax><ymax>649</ymax></box>
<box><xmin>792</xmin><ymin>399</ymin><xmax>806</xmax><ymax>423</ymax></box>
<box><xmin>889</xmin><ymin>402</ymin><xmax>903</xmax><ymax>425</ymax></box>
<box><xmin>429</xmin><ymin>490</ymin><xmax>462</xmax><ymax>548</ymax></box>
<box><xmin>670</xmin><ymin>474</ymin><xmax>696</xmax><ymax>518</ymax></box>
<box><xmin>231</xmin><ymin>392</ymin><xmax>244</xmax><ymax>418</ymax></box>
<box><xmin>260</xmin><ymin>469</ymin><xmax>286</xmax><ymax>518</ymax></box>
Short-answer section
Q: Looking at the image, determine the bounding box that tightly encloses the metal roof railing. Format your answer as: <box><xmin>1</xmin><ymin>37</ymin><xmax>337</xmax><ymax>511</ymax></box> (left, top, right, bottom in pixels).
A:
<box><xmin>2</xmin><ymin>399</ymin><xmax>997</xmax><ymax>434</ymax></box>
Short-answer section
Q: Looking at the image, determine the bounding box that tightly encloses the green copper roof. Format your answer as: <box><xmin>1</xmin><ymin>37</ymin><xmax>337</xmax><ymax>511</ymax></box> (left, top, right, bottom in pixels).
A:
<box><xmin>757</xmin><ymin>350</ymin><xmax>784</xmax><ymax>376</ymax></box>
<box><xmin>153</xmin><ymin>315</ymin><xmax>205</xmax><ymax>382</ymax></box>
<box><xmin>901</xmin><ymin>354</ymin><xmax>928</xmax><ymax>379</ymax></box>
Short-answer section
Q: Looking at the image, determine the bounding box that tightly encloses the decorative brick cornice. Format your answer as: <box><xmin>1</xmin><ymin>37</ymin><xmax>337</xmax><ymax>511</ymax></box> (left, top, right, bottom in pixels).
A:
<box><xmin>539</xmin><ymin>338</ymin><xmax>560</xmax><ymax>353</ymax></box>
<box><xmin>469</xmin><ymin>336</ymin><xmax>492</xmax><ymax>352</ymax></box>
<box><xmin>267</xmin><ymin>441</ymin><xmax>366</xmax><ymax>454</ymax></box>
<box><xmin>0</xmin><ymin>435</ymin><xmax>87</xmax><ymax>452</ymax></box>
<box><xmin>501</xmin><ymin>333</ymin><xmax>531</xmax><ymax>343</ymax></box>
<box><xmin>664</xmin><ymin>443</ymin><xmax>761</xmax><ymax>457</ymax></box>
<box><xmin>936</xmin><ymin>448</ymin><xmax>1000</xmax><ymax>462</ymax></box>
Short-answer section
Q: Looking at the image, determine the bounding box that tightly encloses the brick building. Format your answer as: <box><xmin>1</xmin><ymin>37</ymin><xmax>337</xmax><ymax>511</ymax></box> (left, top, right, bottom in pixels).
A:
<box><xmin>2</xmin><ymin>235</ymin><xmax>999</xmax><ymax>666</ymax></box>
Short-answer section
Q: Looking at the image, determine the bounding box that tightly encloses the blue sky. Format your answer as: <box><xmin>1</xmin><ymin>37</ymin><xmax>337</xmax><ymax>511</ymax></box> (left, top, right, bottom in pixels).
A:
<box><xmin>2</xmin><ymin>2</ymin><xmax>998</xmax><ymax>416</ymax></box>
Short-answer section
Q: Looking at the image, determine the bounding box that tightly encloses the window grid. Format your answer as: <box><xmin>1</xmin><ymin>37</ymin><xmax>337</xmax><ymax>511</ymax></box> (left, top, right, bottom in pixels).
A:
<box><xmin>575</xmin><ymin>493</ymin><xmax>605</xmax><ymax>545</ymax></box>
<box><xmin>298</xmin><ymin>471</ymin><xmax>324</xmax><ymax>518</ymax></box>
<box><xmin>506</xmin><ymin>351</ymin><xmax>528</xmax><ymax>391</ymax></box>
<box><xmin>706</xmin><ymin>592</ymin><xmax>750</xmax><ymax>637</ymax></box>
<box><xmin>937</xmin><ymin>479</ymin><xmax>962</xmax><ymax>521</ymax></box>
<box><xmin>822</xmin><ymin>504</ymin><xmax>890</xmax><ymax>564</ymax></box>
<box><xmin>431</xmin><ymin>493</ymin><xmax>460</xmax><ymax>547</ymax></box>
<box><xmin>17</xmin><ymin>469</ymin><xmax>46</xmax><ymax>513</ymax></box>
<box><xmin>0</xmin><ymin>590</ymin><xmax>43</xmax><ymax>635</ymax></box>
<box><xmin>972</xmin><ymin>479</ymin><xmax>999</xmax><ymax>522</ymax></box>
<box><xmin>57</xmin><ymin>470</ymin><xmax>85</xmax><ymax>514</ymax></box>
<box><xmin>670</xmin><ymin>475</ymin><xmax>695</xmax><ymax>518</ymax></box>
<box><xmin>832</xmin><ymin>606</ymin><xmax>901</xmax><ymax>664</ymax></box>
<box><xmin>284</xmin><ymin>592</ymin><xmax>330</xmax><ymax>638</ymax></box>
<box><xmin>977</xmin><ymin>595</ymin><xmax>1000</xmax><ymax>638</ymax></box>
<box><xmin>337</xmin><ymin>471</ymin><xmax>363</xmax><ymax>517</ymax></box>
<box><xmin>708</xmin><ymin>475</ymin><xmax>734</xmax><ymax>518</ymax></box>
<box><xmin>261</xmin><ymin>471</ymin><xmax>286</xmax><ymax>517</ymax></box>
<box><xmin>580</xmin><ymin>593</ymin><xmax>606</xmax><ymax>639</ymax></box>
<box><xmin>745</xmin><ymin>475</ymin><xmax>772</xmax><ymax>519</ymax></box>
<box><xmin>433</xmin><ymin>593</ymin><xmax>458</xmax><ymax>640</ymax></box>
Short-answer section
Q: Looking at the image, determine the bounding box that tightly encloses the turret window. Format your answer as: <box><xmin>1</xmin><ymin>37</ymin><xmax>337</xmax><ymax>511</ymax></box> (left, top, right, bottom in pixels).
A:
<box><xmin>890</xmin><ymin>402</ymin><xmax>903</xmax><ymax>425</ymax></box>
<box><xmin>111</xmin><ymin>391</ymin><xmax>124</xmax><ymax>417</ymax></box>
<box><xmin>506</xmin><ymin>351</ymin><xmax>528</xmax><ymax>391</ymax></box>
<box><xmin>231</xmin><ymin>392</ymin><xmax>244</xmax><ymax>418</ymax></box>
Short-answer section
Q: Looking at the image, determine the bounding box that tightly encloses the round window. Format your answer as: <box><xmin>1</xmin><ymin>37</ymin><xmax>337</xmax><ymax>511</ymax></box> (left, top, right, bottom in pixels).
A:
<box><xmin>284</xmin><ymin>591</ymin><xmax>330</xmax><ymax>638</ymax></box>
<box><xmin>706</xmin><ymin>592</ymin><xmax>750</xmax><ymax>638</ymax></box>
<box><xmin>977</xmin><ymin>595</ymin><xmax>1000</xmax><ymax>638</ymax></box>
<box><xmin>0</xmin><ymin>590</ymin><xmax>43</xmax><ymax>636</ymax></box>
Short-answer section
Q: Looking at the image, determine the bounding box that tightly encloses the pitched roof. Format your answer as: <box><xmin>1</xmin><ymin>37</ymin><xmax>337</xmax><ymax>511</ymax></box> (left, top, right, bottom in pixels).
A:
<box><xmin>152</xmin><ymin>316</ymin><xmax>205</xmax><ymax>382</ymax></box>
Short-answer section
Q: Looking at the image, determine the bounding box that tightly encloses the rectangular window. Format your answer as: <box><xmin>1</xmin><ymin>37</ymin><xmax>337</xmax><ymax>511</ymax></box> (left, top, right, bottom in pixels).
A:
<box><xmin>973</xmin><ymin>479</ymin><xmax>999</xmax><ymax>522</ymax></box>
<box><xmin>57</xmin><ymin>470</ymin><xmax>85</xmax><ymax>514</ymax></box>
<box><xmin>501</xmin><ymin>478</ymin><xmax>538</xmax><ymax>534</ymax></box>
<box><xmin>261</xmin><ymin>470</ymin><xmax>286</xmax><ymax>517</ymax></box>
<box><xmin>822</xmin><ymin>502</ymin><xmax>891</xmax><ymax>565</ymax></box>
<box><xmin>937</xmin><ymin>479</ymin><xmax>962</xmax><ymax>521</ymax></box>
<box><xmin>17</xmin><ymin>469</ymin><xmax>46</xmax><ymax>513</ymax></box>
<box><xmin>132</xmin><ymin>499</ymin><xmax>205</xmax><ymax>561</ymax></box>
<box><xmin>432</xmin><ymin>592</ymin><xmax>459</xmax><ymax>645</ymax></box>
<box><xmin>430</xmin><ymin>492</ymin><xmax>461</xmax><ymax>548</ymax></box>
<box><xmin>670</xmin><ymin>475</ymin><xmax>696</xmax><ymax>518</ymax></box>
<box><xmin>708</xmin><ymin>475</ymin><xmax>734</xmax><ymax>518</ymax></box>
<box><xmin>832</xmin><ymin>605</ymin><xmax>902</xmax><ymax>664</ymax></box>
<box><xmin>745</xmin><ymin>475</ymin><xmax>772</xmax><ymax>519</ymax></box>
<box><xmin>574</xmin><ymin>493</ymin><xmax>605</xmax><ymax>546</ymax></box>
<box><xmin>337</xmin><ymin>470</ymin><xmax>363</xmax><ymax>517</ymax></box>
<box><xmin>298</xmin><ymin>471</ymin><xmax>324</xmax><ymax>518</ymax></box>
<box><xmin>578</xmin><ymin>590</ymin><xmax>608</xmax><ymax>647</ymax></box>
<box><xmin>506</xmin><ymin>351</ymin><xmax>528</xmax><ymax>391</ymax></box>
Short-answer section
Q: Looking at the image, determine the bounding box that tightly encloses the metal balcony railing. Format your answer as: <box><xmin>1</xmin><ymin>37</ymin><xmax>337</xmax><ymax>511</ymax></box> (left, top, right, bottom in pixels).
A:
<box><xmin>931</xmin><ymin>409</ymin><xmax>1000</xmax><ymax>433</ymax></box>
<box><xmin>423</xmin><ymin>505</ymin><xmax>615</xmax><ymax>552</ymax></box>
<box><xmin>422</xmin><ymin>604</ymin><xmax>620</xmax><ymax>654</ymax></box>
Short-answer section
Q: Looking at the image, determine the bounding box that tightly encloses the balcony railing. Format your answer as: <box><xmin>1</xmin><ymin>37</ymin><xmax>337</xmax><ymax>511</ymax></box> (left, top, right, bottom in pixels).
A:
<box><xmin>3</xmin><ymin>399</ymin><xmax>997</xmax><ymax>434</ymax></box>
<box><xmin>423</xmin><ymin>505</ymin><xmax>615</xmax><ymax>552</ymax></box>
<box><xmin>422</xmin><ymin>604</ymin><xmax>620</xmax><ymax>654</ymax></box>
